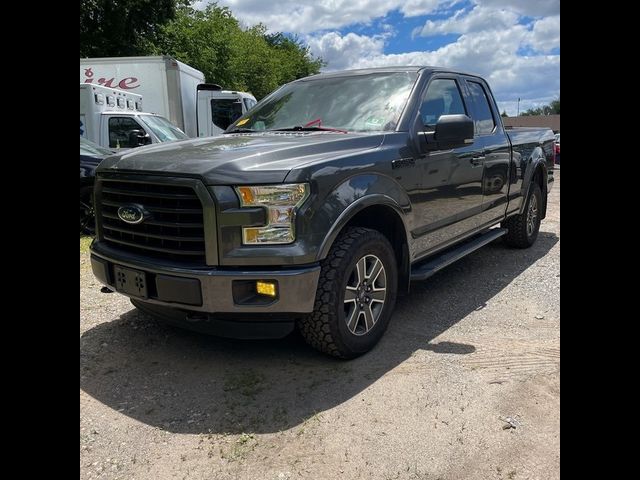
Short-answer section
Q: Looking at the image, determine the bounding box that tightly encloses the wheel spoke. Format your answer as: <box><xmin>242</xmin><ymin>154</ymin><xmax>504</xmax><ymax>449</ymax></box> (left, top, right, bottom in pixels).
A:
<box><xmin>355</xmin><ymin>257</ymin><xmax>366</xmax><ymax>285</ymax></box>
<box><xmin>346</xmin><ymin>308</ymin><xmax>360</xmax><ymax>333</ymax></box>
<box><xmin>368</xmin><ymin>258</ymin><xmax>384</xmax><ymax>284</ymax></box>
<box><xmin>363</xmin><ymin>305</ymin><xmax>375</xmax><ymax>331</ymax></box>
<box><xmin>344</xmin><ymin>287</ymin><xmax>358</xmax><ymax>303</ymax></box>
<box><xmin>370</xmin><ymin>288</ymin><xmax>386</xmax><ymax>303</ymax></box>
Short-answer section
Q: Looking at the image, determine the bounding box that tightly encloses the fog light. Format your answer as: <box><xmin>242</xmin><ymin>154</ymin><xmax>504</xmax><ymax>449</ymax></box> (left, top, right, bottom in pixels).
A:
<box><xmin>256</xmin><ymin>280</ymin><xmax>277</xmax><ymax>297</ymax></box>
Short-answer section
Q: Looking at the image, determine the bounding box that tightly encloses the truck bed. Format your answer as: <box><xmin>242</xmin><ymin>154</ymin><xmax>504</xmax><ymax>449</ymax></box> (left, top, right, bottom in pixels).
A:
<box><xmin>506</xmin><ymin>126</ymin><xmax>556</xmax><ymax>183</ymax></box>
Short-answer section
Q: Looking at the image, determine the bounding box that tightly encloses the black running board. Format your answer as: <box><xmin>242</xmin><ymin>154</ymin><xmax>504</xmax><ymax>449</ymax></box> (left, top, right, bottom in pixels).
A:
<box><xmin>410</xmin><ymin>228</ymin><xmax>507</xmax><ymax>281</ymax></box>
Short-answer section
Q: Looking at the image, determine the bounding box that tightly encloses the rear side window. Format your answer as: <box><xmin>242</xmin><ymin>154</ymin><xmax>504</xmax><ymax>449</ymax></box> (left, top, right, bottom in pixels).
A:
<box><xmin>420</xmin><ymin>79</ymin><xmax>466</xmax><ymax>126</ymax></box>
<box><xmin>211</xmin><ymin>99</ymin><xmax>243</xmax><ymax>130</ymax></box>
<box><xmin>467</xmin><ymin>81</ymin><xmax>496</xmax><ymax>135</ymax></box>
<box><xmin>108</xmin><ymin>117</ymin><xmax>143</xmax><ymax>148</ymax></box>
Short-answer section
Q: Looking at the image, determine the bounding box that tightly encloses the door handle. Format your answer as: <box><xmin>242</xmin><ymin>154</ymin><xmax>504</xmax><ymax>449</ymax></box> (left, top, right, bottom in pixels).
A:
<box><xmin>470</xmin><ymin>156</ymin><xmax>485</xmax><ymax>166</ymax></box>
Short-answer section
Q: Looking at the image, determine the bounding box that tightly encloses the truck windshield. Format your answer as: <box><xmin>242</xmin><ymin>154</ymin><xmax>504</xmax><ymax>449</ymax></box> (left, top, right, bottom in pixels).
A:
<box><xmin>227</xmin><ymin>72</ymin><xmax>418</xmax><ymax>133</ymax></box>
<box><xmin>138</xmin><ymin>115</ymin><xmax>189</xmax><ymax>142</ymax></box>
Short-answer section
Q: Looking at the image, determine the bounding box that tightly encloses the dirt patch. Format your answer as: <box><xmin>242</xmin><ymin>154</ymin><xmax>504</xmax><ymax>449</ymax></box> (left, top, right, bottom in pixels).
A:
<box><xmin>80</xmin><ymin>171</ymin><xmax>560</xmax><ymax>479</ymax></box>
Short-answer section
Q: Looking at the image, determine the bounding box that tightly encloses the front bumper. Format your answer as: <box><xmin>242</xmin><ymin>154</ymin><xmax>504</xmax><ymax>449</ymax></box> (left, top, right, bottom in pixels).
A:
<box><xmin>90</xmin><ymin>242</ymin><xmax>320</xmax><ymax>315</ymax></box>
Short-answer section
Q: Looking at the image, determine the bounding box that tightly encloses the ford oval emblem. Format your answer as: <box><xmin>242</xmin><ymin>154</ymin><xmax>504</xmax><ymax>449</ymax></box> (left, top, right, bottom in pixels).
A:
<box><xmin>117</xmin><ymin>205</ymin><xmax>146</xmax><ymax>224</ymax></box>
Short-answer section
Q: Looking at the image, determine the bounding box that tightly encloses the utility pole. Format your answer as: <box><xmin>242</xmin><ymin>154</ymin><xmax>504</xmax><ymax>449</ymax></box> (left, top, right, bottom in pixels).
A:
<box><xmin>517</xmin><ymin>97</ymin><xmax>520</xmax><ymax>116</ymax></box>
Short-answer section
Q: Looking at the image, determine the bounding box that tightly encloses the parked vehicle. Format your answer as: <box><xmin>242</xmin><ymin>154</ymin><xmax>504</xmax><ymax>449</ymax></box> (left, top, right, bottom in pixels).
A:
<box><xmin>90</xmin><ymin>67</ymin><xmax>555</xmax><ymax>358</ymax></box>
<box><xmin>80</xmin><ymin>84</ymin><xmax>188</xmax><ymax>150</ymax></box>
<box><xmin>554</xmin><ymin>133</ymin><xmax>560</xmax><ymax>164</ymax></box>
<box><xmin>80</xmin><ymin>56</ymin><xmax>257</xmax><ymax>137</ymax></box>
<box><xmin>80</xmin><ymin>138</ymin><xmax>114</xmax><ymax>234</ymax></box>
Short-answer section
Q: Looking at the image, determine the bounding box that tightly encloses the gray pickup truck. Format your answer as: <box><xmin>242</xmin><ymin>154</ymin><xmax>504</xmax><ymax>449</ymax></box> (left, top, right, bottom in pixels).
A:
<box><xmin>90</xmin><ymin>66</ymin><xmax>555</xmax><ymax>358</ymax></box>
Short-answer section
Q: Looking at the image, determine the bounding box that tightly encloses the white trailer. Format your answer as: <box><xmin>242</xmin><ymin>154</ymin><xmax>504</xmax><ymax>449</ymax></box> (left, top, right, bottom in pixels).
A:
<box><xmin>80</xmin><ymin>84</ymin><xmax>188</xmax><ymax>150</ymax></box>
<box><xmin>80</xmin><ymin>56</ymin><xmax>257</xmax><ymax>138</ymax></box>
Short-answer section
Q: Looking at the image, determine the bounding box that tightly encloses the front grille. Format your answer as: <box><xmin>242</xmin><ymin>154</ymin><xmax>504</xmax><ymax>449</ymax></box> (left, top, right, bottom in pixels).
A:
<box><xmin>97</xmin><ymin>179</ymin><xmax>207</xmax><ymax>263</ymax></box>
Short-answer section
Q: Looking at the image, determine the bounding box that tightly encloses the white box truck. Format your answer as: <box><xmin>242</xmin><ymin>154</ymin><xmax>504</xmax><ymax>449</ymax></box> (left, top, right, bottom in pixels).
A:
<box><xmin>80</xmin><ymin>84</ymin><xmax>189</xmax><ymax>150</ymax></box>
<box><xmin>80</xmin><ymin>56</ymin><xmax>257</xmax><ymax>138</ymax></box>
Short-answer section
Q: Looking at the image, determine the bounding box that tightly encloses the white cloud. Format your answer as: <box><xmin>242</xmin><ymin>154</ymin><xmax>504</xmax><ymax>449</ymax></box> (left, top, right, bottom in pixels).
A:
<box><xmin>201</xmin><ymin>1</ymin><xmax>559</xmax><ymax>34</ymax></box>
<box><xmin>414</xmin><ymin>6</ymin><xmax>519</xmax><ymax>36</ymax></box>
<box><xmin>306</xmin><ymin>32</ymin><xmax>385</xmax><ymax>70</ymax></box>
<box><xmin>528</xmin><ymin>15</ymin><xmax>560</xmax><ymax>53</ymax></box>
<box><xmin>204</xmin><ymin>1</ymin><xmax>421</xmax><ymax>34</ymax></box>
<box><xmin>398</xmin><ymin>0</ymin><xmax>441</xmax><ymax>18</ymax></box>
<box><xmin>476</xmin><ymin>0</ymin><xmax>559</xmax><ymax>17</ymax></box>
<box><xmin>412</xmin><ymin>0</ymin><xmax>560</xmax><ymax>53</ymax></box>
<box><xmin>309</xmin><ymin>26</ymin><xmax>559</xmax><ymax>116</ymax></box>
<box><xmin>195</xmin><ymin>0</ymin><xmax>559</xmax><ymax>116</ymax></box>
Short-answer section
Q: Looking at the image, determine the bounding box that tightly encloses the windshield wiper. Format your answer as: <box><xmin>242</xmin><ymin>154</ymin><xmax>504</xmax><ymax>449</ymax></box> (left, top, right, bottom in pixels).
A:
<box><xmin>224</xmin><ymin>127</ymin><xmax>259</xmax><ymax>134</ymax></box>
<box><xmin>269</xmin><ymin>126</ymin><xmax>348</xmax><ymax>134</ymax></box>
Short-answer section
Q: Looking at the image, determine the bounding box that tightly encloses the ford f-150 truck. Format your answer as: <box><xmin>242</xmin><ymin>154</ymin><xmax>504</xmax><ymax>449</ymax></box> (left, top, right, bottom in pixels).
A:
<box><xmin>90</xmin><ymin>67</ymin><xmax>555</xmax><ymax>358</ymax></box>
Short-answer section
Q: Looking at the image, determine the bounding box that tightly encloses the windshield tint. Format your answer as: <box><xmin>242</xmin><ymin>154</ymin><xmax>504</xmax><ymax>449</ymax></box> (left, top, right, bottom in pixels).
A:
<box><xmin>80</xmin><ymin>137</ymin><xmax>113</xmax><ymax>156</ymax></box>
<box><xmin>138</xmin><ymin>116</ymin><xmax>189</xmax><ymax>142</ymax></box>
<box><xmin>228</xmin><ymin>72</ymin><xmax>418</xmax><ymax>133</ymax></box>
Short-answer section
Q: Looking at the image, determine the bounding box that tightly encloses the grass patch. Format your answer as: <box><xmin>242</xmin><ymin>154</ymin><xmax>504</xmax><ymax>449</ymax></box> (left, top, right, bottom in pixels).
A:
<box><xmin>80</xmin><ymin>235</ymin><xmax>93</xmax><ymax>254</ymax></box>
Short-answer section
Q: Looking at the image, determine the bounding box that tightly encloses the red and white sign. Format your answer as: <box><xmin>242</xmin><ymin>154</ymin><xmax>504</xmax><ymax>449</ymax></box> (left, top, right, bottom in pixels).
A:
<box><xmin>82</xmin><ymin>67</ymin><xmax>140</xmax><ymax>90</ymax></box>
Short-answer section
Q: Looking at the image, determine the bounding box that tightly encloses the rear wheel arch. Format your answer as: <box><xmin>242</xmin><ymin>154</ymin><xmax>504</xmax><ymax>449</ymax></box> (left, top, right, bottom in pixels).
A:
<box><xmin>520</xmin><ymin>150</ymin><xmax>548</xmax><ymax>218</ymax></box>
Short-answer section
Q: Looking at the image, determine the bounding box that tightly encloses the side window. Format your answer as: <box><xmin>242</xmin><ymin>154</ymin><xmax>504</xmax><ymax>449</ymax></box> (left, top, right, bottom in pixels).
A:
<box><xmin>243</xmin><ymin>98</ymin><xmax>257</xmax><ymax>111</ymax></box>
<box><xmin>211</xmin><ymin>99</ymin><xmax>243</xmax><ymax>130</ymax></box>
<box><xmin>420</xmin><ymin>78</ymin><xmax>466</xmax><ymax>127</ymax></box>
<box><xmin>467</xmin><ymin>81</ymin><xmax>496</xmax><ymax>135</ymax></box>
<box><xmin>108</xmin><ymin>117</ymin><xmax>144</xmax><ymax>148</ymax></box>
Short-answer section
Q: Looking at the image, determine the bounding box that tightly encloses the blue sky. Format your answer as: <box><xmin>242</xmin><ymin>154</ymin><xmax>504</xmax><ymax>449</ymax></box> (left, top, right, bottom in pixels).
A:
<box><xmin>198</xmin><ymin>0</ymin><xmax>560</xmax><ymax>115</ymax></box>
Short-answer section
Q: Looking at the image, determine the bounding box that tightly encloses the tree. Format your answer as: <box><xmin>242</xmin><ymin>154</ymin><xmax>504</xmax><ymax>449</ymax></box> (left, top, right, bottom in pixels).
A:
<box><xmin>521</xmin><ymin>97</ymin><xmax>560</xmax><ymax>116</ymax></box>
<box><xmin>148</xmin><ymin>3</ymin><xmax>323</xmax><ymax>99</ymax></box>
<box><xmin>80</xmin><ymin>1</ymin><xmax>324</xmax><ymax>99</ymax></box>
<box><xmin>501</xmin><ymin>110</ymin><xmax>508</xmax><ymax>117</ymax></box>
<box><xmin>80</xmin><ymin>0</ymin><xmax>179</xmax><ymax>57</ymax></box>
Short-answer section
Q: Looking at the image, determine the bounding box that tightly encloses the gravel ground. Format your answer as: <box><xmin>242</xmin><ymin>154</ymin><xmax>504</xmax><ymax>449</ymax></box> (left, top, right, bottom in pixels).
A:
<box><xmin>80</xmin><ymin>170</ymin><xmax>559</xmax><ymax>480</ymax></box>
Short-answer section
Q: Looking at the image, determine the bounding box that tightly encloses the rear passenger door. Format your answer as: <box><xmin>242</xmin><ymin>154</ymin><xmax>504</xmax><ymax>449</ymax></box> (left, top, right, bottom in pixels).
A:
<box><xmin>461</xmin><ymin>77</ymin><xmax>511</xmax><ymax>227</ymax></box>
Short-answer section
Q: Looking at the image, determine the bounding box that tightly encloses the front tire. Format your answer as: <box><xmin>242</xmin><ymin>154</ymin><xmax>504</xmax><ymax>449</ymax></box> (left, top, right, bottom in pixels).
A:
<box><xmin>298</xmin><ymin>227</ymin><xmax>398</xmax><ymax>358</ymax></box>
<box><xmin>80</xmin><ymin>185</ymin><xmax>96</xmax><ymax>235</ymax></box>
<box><xmin>502</xmin><ymin>182</ymin><xmax>542</xmax><ymax>248</ymax></box>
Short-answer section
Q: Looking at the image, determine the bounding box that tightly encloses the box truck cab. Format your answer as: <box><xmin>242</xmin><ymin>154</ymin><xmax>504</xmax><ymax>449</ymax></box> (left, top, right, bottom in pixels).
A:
<box><xmin>196</xmin><ymin>84</ymin><xmax>257</xmax><ymax>137</ymax></box>
<box><xmin>80</xmin><ymin>56</ymin><xmax>256</xmax><ymax>138</ymax></box>
<box><xmin>80</xmin><ymin>84</ymin><xmax>188</xmax><ymax>150</ymax></box>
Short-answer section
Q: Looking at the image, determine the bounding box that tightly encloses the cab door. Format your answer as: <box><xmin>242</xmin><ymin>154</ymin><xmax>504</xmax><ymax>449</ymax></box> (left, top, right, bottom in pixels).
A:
<box><xmin>101</xmin><ymin>115</ymin><xmax>151</xmax><ymax>150</ymax></box>
<box><xmin>410</xmin><ymin>75</ymin><xmax>485</xmax><ymax>257</ymax></box>
<box><xmin>196</xmin><ymin>91</ymin><xmax>244</xmax><ymax>137</ymax></box>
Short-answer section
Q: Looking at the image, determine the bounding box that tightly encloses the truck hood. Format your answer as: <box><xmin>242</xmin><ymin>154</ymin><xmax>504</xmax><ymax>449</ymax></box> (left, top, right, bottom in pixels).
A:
<box><xmin>97</xmin><ymin>132</ymin><xmax>385</xmax><ymax>184</ymax></box>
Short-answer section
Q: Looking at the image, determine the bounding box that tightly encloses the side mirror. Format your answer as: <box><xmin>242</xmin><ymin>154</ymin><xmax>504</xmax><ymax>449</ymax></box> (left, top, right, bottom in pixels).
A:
<box><xmin>423</xmin><ymin>114</ymin><xmax>474</xmax><ymax>150</ymax></box>
<box><xmin>128</xmin><ymin>129</ymin><xmax>152</xmax><ymax>147</ymax></box>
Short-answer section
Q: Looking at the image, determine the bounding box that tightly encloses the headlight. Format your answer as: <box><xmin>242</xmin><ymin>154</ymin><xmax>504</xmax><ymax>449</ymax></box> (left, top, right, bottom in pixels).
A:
<box><xmin>235</xmin><ymin>183</ymin><xmax>310</xmax><ymax>244</ymax></box>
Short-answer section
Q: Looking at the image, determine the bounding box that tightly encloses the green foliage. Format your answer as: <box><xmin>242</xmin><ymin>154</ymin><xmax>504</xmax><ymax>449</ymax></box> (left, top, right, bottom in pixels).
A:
<box><xmin>501</xmin><ymin>110</ymin><xmax>508</xmax><ymax>117</ymax></box>
<box><xmin>81</xmin><ymin>1</ymin><xmax>324</xmax><ymax>100</ymax></box>
<box><xmin>149</xmin><ymin>4</ymin><xmax>323</xmax><ymax>99</ymax></box>
<box><xmin>521</xmin><ymin>97</ymin><xmax>560</xmax><ymax>116</ymax></box>
<box><xmin>80</xmin><ymin>0</ymin><xmax>178</xmax><ymax>57</ymax></box>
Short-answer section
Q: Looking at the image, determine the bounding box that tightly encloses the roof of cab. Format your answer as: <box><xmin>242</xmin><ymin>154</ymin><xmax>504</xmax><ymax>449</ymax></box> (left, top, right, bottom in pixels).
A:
<box><xmin>297</xmin><ymin>66</ymin><xmax>482</xmax><ymax>81</ymax></box>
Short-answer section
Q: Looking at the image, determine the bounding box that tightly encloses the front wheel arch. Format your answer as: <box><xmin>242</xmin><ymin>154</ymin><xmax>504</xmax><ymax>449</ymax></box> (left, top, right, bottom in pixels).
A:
<box><xmin>317</xmin><ymin>199</ymin><xmax>410</xmax><ymax>294</ymax></box>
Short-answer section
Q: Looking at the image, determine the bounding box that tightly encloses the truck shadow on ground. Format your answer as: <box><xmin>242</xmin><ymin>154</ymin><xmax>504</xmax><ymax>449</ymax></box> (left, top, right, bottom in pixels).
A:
<box><xmin>80</xmin><ymin>231</ymin><xmax>558</xmax><ymax>434</ymax></box>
